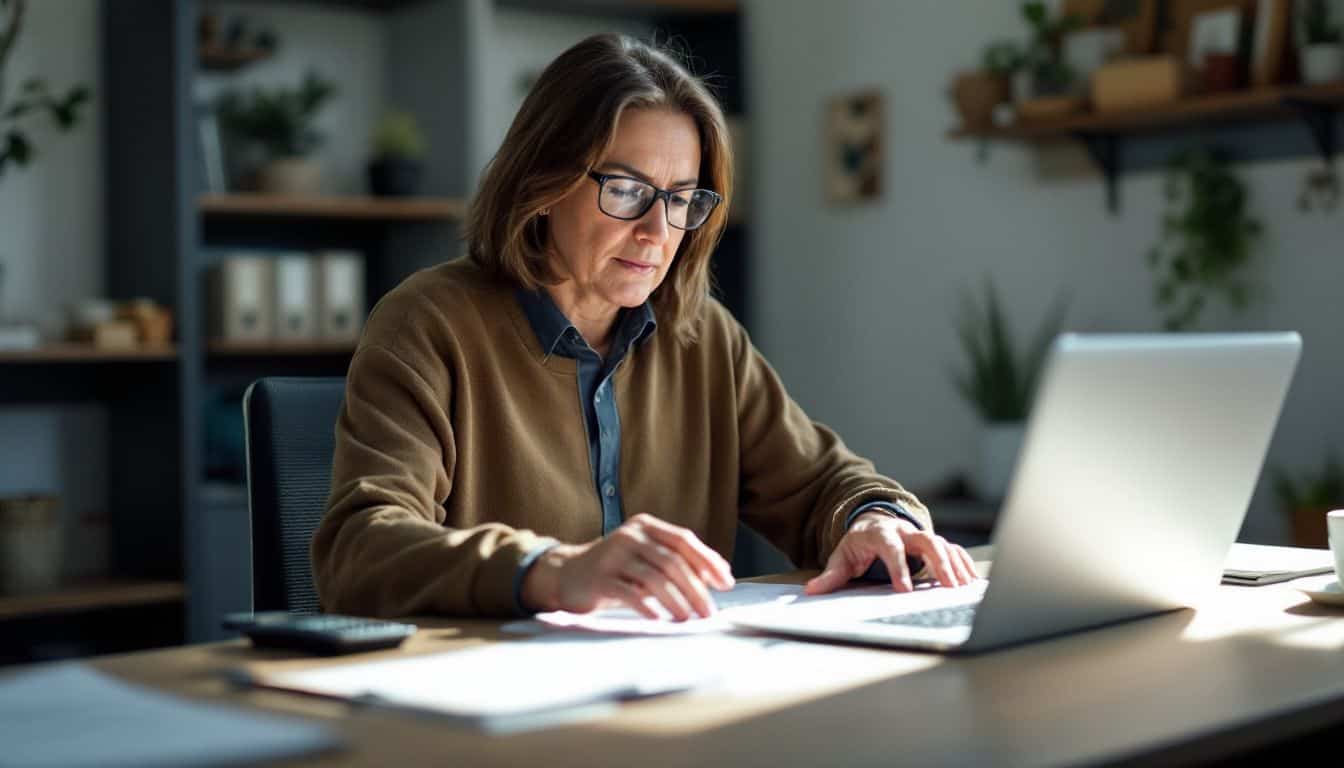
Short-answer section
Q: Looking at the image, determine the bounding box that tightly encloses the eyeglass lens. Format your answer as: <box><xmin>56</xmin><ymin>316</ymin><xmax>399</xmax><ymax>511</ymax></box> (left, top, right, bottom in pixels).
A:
<box><xmin>599</xmin><ymin>177</ymin><xmax>718</xmax><ymax>230</ymax></box>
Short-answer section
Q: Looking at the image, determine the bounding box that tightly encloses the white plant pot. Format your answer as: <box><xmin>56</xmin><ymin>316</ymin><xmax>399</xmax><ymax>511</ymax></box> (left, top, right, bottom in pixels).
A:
<box><xmin>1301</xmin><ymin>45</ymin><xmax>1344</xmax><ymax>85</ymax></box>
<box><xmin>977</xmin><ymin>422</ymin><xmax>1025</xmax><ymax>502</ymax></box>
<box><xmin>259</xmin><ymin>157</ymin><xmax>322</xmax><ymax>196</ymax></box>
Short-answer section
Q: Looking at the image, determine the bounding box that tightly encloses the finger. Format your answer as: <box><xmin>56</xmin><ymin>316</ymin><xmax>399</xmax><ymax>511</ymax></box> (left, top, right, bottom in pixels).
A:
<box><xmin>642</xmin><ymin>543</ymin><xmax>716</xmax><ymax>618</ymax></box>
<box><xmin>878</xmin><ymin>545</ymin><xmax>914</xmax><ymax>593</ymax></box>
<box><xmin>635</xmin><ymin>515</ymin><xmax>734</xmax><ymax>590</ymax></box>
<box><xmin>912</xmin><ymin>533</ymin><xmax>958</xmax><ymax>588</ymax></box>
<box><xmin>897</xmin><ymin>532</ymin><xmax>951</xmax><ymax>591</ymax></box>
<box><xmin>625</xmin><ymin>557</ymin><xmax>694</xmax><ymax>621</ymax></box>
<box><xmin>804</xmin><ymin>565</ymin><xmax>853</xmax><ymax>595</ymax></box>
<box><xmin>956</xmin><ymin>545</ymin><xmax>982</xmax><ymax>581</ymax></box>
<box><xmin>606</xmin><ymin>579</ymin><xmax>659</xmax><ymax>620</ymax></box>
<box><xmin>945</xmin><ymin>541</ymin><xmax>975</xmax><ymax>586</ymax></box>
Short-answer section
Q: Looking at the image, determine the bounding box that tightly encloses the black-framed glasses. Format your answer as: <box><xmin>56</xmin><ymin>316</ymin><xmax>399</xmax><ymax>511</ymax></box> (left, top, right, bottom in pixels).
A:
<box><xmin>587</xmin><ymin>171</ymin><xmax>721</xmax><ymax>231</ymax></box>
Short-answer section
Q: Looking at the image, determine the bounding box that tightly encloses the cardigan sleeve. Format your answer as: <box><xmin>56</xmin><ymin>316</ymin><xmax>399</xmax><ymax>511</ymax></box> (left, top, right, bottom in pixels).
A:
<box><xmin>311</xmin><ymin>337</ymin><xmax>556</xmax><ymax>619</ymax></box>
<box><xmin>725</xmin><ymin>312</ymin><xmax>933</xmax><ymax>570</ymax></box>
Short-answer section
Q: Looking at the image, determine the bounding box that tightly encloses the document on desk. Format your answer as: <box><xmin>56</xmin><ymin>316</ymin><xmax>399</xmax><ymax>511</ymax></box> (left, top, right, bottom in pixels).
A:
<box><xmin>534</xmin><ymin>582</ymin><xmax>802</xmax><ymax>635</ymax></box>
<box><xmin>0</xmin><ymin>662</ymin><xmax>339</xmax><ymax>768</ymax></box>
<box><xmin>1222</xmin><ymin>543</ymin><xmax>1336</xmax><ymax>585</ymax></box>
<box><xmin>252</xmin><ymin>634</ymin><xmax>762</xmax><ymax>732</ymax></box>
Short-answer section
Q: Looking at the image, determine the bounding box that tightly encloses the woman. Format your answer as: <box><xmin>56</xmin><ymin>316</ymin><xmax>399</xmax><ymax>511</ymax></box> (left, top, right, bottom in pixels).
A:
<box><xmin>313</xmin><ymin>34</ymin><xmax>976</xmax><ymax>620</ymax></box>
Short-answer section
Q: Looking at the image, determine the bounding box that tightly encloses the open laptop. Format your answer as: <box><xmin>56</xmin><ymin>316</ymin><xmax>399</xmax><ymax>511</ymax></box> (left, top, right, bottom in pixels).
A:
<box><xmin>732</xmin><ymin>333</ymin><xmax>1302</xmax><ymax>653</ymax></box>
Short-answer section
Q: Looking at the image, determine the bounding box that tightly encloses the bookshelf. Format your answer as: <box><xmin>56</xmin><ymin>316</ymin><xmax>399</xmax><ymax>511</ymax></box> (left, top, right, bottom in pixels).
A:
<box><xmin>207</xmin><ymin>340</ymin><xmax>357</xmax><ymax>357</ymax></box>
<box><xmin>0</xmin><ymin>345</ymin><xmax>179</xmax><ymax>364</ymax></box>
<box><xmin>199</xmin><ymin>193</ymin><xmax>466</xmax><ymax>221</ymax></box>
<box><xmin>0</xmin><ymin>581</ymin><xmax>186</xmax><ymax>622</ymax></box>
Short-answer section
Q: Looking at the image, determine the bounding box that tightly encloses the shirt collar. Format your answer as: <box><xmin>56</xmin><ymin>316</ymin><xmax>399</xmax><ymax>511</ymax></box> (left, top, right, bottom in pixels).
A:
<box><xmin>514</xmin><ymin>287</ymin><xmax>658</xmax><ymax>358</ymax></box>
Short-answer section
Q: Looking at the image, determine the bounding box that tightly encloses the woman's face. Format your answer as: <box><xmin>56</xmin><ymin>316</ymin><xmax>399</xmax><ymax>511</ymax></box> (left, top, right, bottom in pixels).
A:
<box><xmin>545</xmin><ymin>107</ymin><xmax>702</xmax><ymax>314</ymax></box>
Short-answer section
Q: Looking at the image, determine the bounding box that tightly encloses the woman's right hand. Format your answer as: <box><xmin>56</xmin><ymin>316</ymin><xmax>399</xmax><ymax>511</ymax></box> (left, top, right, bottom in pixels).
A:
<box><xmin>521</xmin><ymin>514</ymin><xmax>735</xmax><ymax>621</ymax></box>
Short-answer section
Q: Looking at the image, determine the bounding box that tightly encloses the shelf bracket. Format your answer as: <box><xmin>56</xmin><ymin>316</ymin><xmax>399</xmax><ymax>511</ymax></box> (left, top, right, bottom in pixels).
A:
<box><xmin>1283</xmin><ymin>99</ymin><xmax>1338</xmax><ymax>167</ymax></box>
<box><xmin>1075</xmin><ymin>132</ymin><xmax>1121</xmax><ymax>214</ymax></box>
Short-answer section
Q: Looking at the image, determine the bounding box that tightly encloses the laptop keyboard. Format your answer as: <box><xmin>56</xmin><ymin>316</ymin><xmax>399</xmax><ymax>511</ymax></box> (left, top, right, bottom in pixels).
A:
<box><xmin>867</xmin><ymin>603</ymin><xmax>979</xmax><ymax>629</ymax></box>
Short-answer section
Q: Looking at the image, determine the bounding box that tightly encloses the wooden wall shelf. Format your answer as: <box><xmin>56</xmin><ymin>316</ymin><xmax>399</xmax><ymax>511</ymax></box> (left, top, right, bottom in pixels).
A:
<box><xmin>949</xmin><ymin>82</ymin><xmax>1344</xmax><ymax>141</ymax></box>
<box><xmin>207</xmin><ymin>340</ymin><xmax>357</xmax><ymax>357</ymax></box>
<box><xmin>0</xmin><ymin>580</ymin><xmax>186</xmax><ymax>621</ymax></box>
<box><xmin>0</xmin><ymin>344</ymin><xmax>179</xmax><ymax>364</ymax></box>
<box><xmin>198</xmin><ymin>45</ymin><xmax>272</xmax><ymax>72</ymax></box>
<box><xmin>947</xmin><ymin>81</ymin><xmax>1344</xmax><ymax>212</ymax></box>
<box><xmin>199</xmin><ymin>194</ymin><xmax>467</xmax><ymax>221</ymax></box>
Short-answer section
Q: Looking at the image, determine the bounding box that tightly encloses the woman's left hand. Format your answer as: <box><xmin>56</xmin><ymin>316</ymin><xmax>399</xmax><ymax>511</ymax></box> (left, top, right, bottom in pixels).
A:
<box><xmin>804</xmin><ymin>511</ymin><xmax>979</xmax><ymax>595</ymax></box>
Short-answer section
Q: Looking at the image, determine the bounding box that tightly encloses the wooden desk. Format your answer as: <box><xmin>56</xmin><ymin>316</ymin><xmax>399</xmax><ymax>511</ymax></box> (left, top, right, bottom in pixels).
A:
<box><xmin>74</xmin><ymin>565</ymin><xmax>1344</xmax><ymax>767</ymax></box>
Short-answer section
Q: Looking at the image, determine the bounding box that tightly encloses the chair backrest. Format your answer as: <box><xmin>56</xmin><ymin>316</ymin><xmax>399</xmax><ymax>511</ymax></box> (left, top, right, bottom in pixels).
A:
<box><xmin>242</xmin><ymin>377</ymin><xmax>346</xmax><ymax>614</ymax></box>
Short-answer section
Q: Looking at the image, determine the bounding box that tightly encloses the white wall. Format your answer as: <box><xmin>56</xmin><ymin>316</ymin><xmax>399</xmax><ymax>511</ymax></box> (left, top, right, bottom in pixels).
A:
<box><xmin>745</xmin><ymin>0</ymin><xmax>1344</xmax><ymax>543</ymax></box>
<box><xmin>0</xmin><ymin>0</ymin><xmax>107</xmax><ymax>577</ymax></box>
<box><xmin>0</xmin><ymin>0</ymin><xmax>102</xmax><ymax>337</ymax></box>
<box><xmin>466</xmin><ymin>2</ymin><xmax>651</xmax><ymax>186</ymax></box>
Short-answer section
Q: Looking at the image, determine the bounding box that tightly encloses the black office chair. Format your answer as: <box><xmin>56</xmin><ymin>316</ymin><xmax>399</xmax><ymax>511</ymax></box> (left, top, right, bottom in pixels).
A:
<box><xmin>242</xmin><ymin>377</ymin><xmax>346</xmax><ymax>614</ymax></box>
<box><xmin>241</xmin><ymin>376</ymin><xmax>791</xmax><ymax>616</ymax></box>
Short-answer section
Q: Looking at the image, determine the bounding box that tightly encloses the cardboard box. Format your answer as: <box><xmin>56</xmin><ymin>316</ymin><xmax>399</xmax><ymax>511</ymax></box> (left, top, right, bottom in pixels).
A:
<box><xmin>1092</xmin><ymin>56</ymin><xmax>1184</xmax><ymax>112</ymax></box>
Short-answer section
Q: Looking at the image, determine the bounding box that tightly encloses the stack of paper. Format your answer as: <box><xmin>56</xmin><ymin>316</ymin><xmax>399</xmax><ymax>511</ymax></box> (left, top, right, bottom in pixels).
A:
<box><xmin>251</xmin><ymin>634</ymin><xmax>762</xmax><ymax>733</ymax></box>
<box><xmin>1222</xmin><ymin>543</ymin><xmax>1336</xmax><ymax>586</ymax></box>
<box><xmin>534</xmin><ymin>582</ymin><xmax>802</xmax><ymax>635</ymax></box>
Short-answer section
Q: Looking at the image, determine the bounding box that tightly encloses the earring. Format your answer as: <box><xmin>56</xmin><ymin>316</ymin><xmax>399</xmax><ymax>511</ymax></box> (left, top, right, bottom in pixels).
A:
<box><xmin>539</xmin><ymin>208</ymin><xmax>550</xmax><ymax>217</ymax></box>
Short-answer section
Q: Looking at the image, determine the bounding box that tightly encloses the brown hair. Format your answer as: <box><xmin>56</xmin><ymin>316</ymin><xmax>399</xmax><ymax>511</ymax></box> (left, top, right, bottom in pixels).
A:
<box><xmin>464</xmin><ymin>33</ymin><xmax>732</xmax><ymax>343</ymax></box>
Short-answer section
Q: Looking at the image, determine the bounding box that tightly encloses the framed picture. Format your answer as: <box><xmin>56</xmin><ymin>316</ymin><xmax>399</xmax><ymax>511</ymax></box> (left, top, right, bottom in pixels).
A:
<box><xmin>824</xmin><ymin>89</ymin><xmax>883</xmax><ymax>205</ymax></box>
<box><xmin>1164</xmin><ymin>0</ymin><xmax>1255</xmax><ymax>64</ymax></box>
<box><xmin>1063</xmin><ymin>0</ymin><xmax>1162</xmax><ymax>54</ymax></box>
<box><xmin>1250</xmin><ymin>0</ymin><xmax>1292</xmax><ymax>86</ymax></box>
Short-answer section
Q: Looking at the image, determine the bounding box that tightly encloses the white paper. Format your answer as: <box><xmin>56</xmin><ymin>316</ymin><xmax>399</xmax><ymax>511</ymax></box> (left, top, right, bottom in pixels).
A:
<box><xmin>260</xmin><ymin>634</ymin><xmax>760</xmax><ymax>725</ymax></box>
<box><xmin>535</xmin><ymin>582</ymin><xmax>803</xmax><ymax>635</ymax></box>
<box><xmin>1223</xmin><ymin>542</ymin><xmax>1335</xmax><ymax>577</ymax></box>
<box><xmin>0</xmin><ymin>663</ymin><xmax>337</xmax><ymax>768</ymax></box>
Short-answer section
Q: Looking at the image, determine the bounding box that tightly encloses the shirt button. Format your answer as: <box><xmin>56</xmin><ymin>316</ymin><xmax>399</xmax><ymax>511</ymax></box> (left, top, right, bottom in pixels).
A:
<box><xmin>604</xmin><ymin>484</ymin><xmax>616</xmax><ymax>497</ymax></box>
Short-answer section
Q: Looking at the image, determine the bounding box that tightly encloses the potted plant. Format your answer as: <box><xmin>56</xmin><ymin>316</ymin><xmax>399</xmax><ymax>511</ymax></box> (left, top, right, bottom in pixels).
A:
<box><xmin>1017</xmin><ymin>1</ymin><xmax>1083</xmax><ymax>103</ymax></box>
<box><xmin>1300</xmin><ymin>0</ymin><xmax>1344</xmax><ymax>85</ymax></box>
<box><xmin>952</xmin><ymin>279</ymin><xmax>1068</xmax><ymax>501</ymax></box>
<box><xmin>951</xmin><ymin>41</ymin><xmax>1019</xmax><ymax>130</ymax></box>
<box><xmin>1273</xmin><ymin>453</ymin><xmax>1344</xmax><ymax>548</ymax></box>
<box><xmin>1147</xmin><ymin>148</ymin><xmax>1262</xmax><ymax>331</ymax></box>
<box><xmin>368</xmin><ymin>110</ymin><xmax>426</xmax><ymax>197</ymax></box>
<box><xmin>216</xmin><ymin>70</ymin><xmax>336</xmax><ymax>195</ymax></box>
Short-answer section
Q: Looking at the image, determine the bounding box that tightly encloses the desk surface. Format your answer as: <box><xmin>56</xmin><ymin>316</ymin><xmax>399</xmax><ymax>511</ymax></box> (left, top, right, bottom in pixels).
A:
<box><xmin>72</xmin><ymin>559</ymin><xmax>1344</xmax><ymax>767</ymax></box>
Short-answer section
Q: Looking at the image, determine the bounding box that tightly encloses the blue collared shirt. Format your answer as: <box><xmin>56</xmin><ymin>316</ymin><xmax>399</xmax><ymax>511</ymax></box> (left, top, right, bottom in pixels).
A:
<box><xmin>510</xmin><ymin>288</ymin><xmax>920</xmax><ymax>612</ymax></box>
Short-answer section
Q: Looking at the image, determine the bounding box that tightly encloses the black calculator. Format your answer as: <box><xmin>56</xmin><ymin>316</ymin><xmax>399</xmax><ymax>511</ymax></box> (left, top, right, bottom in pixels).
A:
<box><xmin>222</xmin><ymin>612</ymin><xmax>418</xmax><ymax>655</ymax></box>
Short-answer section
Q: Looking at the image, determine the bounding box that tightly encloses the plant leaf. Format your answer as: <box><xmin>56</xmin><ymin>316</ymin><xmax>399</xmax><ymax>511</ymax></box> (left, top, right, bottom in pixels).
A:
<box><xmin>5</xmin><ymin>130</ymin><xmax>31</xmax><ymax>165</ymax></box>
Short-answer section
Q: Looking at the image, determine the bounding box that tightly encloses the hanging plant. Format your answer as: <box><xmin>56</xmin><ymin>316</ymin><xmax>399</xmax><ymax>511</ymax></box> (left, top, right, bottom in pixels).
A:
<box><xmin>1147</xmin><ymin>148</ymin><xmax>1262</xmax><ymax>331</ymax></box>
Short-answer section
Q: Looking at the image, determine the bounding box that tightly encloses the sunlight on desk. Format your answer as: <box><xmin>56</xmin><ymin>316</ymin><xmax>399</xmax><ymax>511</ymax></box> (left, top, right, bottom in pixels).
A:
<box><xmin>1178</xmin><ymin>576</ymin><xmax>1344</xmax><ymax>650</ymax></box>
<box><xmin>598</xmin><ymin>640</ymin><xmax>941</xmax><ymax>735</ymax></box>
